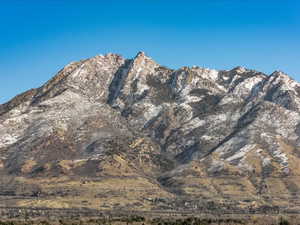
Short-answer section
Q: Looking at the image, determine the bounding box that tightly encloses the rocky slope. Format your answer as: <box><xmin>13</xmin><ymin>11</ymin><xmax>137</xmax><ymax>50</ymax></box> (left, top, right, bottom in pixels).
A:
<box><xmin>0</xmin><ymin>52</ymin><xmax>300</xmax><ymax>213</ymax></box>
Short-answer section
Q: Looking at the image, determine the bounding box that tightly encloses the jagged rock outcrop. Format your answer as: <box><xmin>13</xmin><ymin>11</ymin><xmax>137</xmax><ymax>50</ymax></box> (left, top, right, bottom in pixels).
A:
<box><xmin>0</xmin><ymin>52</ymin><xmax>300</xmax><ymax>212</ymax></box>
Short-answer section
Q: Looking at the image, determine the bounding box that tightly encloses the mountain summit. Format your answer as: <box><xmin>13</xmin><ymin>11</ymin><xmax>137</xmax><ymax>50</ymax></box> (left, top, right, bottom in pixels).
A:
<box><xmin>0</xmin><ymin>52</ymin><xmax>300</xmax><ymax>213</ymax></box>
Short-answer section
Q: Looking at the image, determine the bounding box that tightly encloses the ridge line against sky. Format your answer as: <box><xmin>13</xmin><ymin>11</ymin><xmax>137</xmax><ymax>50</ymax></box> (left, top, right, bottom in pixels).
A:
<box><xmin>0</xmin><ymin>0</ymin><xmax>300</xmax><ymax>104</ymax></box>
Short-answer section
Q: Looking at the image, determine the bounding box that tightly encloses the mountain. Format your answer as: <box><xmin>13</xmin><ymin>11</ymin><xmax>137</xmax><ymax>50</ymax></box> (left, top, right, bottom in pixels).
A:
<box><xmin>0</xmin><ymin>52</ymin><xmax>300</xmax><ymax>213</ymax></box>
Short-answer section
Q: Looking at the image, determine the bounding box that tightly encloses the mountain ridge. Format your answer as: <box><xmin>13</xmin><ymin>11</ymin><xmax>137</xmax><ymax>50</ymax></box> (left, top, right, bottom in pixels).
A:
<box><xmin>0</xmin><ymin>52</ymin><xmax>300</xmax><ymax>213</ymax></box>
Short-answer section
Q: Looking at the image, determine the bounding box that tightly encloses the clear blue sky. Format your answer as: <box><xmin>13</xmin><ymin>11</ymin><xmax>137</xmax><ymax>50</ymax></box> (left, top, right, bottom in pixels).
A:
<box><xmin>1</xmin><ymin>0</ymin><xmax>300</xmax><ymax>103</ymax></box>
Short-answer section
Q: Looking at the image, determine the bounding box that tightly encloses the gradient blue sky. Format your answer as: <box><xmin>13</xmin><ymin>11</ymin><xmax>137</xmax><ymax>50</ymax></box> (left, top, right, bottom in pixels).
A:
<box><xmin>1</xmin><ymin>0</ymin><xmax>300</xmax><ymax>103</ymax></box>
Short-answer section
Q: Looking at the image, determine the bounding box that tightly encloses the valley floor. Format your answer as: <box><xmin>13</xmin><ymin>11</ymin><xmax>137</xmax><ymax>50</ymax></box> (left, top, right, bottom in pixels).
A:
<box><xmin>0</xmin><ymin>211</ymin><xmax>299</xmax><ymax>225</ymax></box>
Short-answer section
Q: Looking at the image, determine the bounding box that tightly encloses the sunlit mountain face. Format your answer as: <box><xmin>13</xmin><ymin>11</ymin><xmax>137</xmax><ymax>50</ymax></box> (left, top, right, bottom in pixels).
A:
<box><xmin>1</xmin><ymin>52</ymin><xmax>300</xmax><ymax>213</ymax></box>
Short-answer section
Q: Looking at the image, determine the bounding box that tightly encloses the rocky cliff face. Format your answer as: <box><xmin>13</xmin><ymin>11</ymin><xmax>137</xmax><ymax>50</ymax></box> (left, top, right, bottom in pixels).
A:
<box><xmin>0</xmin><ymin>52</ymin><xmax>300</xmax><ymax>212</ymax></box>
